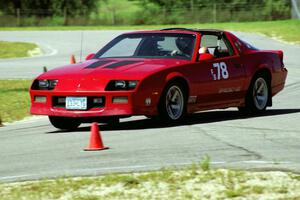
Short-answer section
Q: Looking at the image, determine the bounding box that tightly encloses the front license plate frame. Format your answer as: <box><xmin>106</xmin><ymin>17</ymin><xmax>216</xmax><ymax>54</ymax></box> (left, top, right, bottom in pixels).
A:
<box><xmin>66</xmin><ymin>97</ymin><xmax>87</xmax><ymax>110</ymax></box>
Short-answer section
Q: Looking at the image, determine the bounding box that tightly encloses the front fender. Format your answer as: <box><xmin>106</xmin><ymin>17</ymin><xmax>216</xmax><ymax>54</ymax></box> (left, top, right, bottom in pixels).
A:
<box><xmin>166</xmin><ymin>72</ymin><xmax>186</xmax><ymax>83</ymax></box>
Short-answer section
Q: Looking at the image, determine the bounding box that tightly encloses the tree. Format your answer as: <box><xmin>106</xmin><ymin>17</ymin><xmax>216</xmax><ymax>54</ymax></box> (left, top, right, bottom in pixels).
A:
<box><xmin>52</xmin><ymin>0</ymin><xmax>98</xmax><ymax>17</ymax></box>
<box><xmin>0</xmin><ymin>0</ymin><xmax>98</xmax><ymax>17</ymax></box>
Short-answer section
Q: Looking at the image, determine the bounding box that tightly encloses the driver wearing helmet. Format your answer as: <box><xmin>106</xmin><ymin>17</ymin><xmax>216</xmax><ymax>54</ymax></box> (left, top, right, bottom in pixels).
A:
<box><xmin>174</xmin><ymin>37</ymin><xmax>194</xmax><ymax>58</ymax></box>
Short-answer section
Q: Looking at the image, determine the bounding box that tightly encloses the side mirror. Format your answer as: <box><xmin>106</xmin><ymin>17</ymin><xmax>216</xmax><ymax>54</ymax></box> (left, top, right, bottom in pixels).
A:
<box><xmin>198</xmin><ymin>53</ymin><xmax>214</xmax><ymax>61</ymax></box>
<box><xmin>85</xmin><ymin>53</ymin><xmax>95</xmax><ymax>61</ymax></box>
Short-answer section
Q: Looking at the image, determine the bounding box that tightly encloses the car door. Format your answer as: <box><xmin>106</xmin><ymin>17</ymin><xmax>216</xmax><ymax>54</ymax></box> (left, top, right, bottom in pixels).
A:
<box><xmin>195</xmin><ymin>34</ymin><xmax>246</xmax><ymax>107</ymax></box>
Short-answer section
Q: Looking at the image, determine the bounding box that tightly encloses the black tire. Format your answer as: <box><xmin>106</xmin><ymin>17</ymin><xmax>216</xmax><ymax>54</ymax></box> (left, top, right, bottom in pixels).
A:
<box><xmin>239</xmin><ymin>74</ymin><xmax>270</xmax><ymax>114</ymax></box>
<box><xmin>145</xmin><ymin>115</ymin><xmax>155</xmax><ymax>119</ymax></box>
<box><xmin>105</xmin><ymin>117</ymin><xmax>120</xmax><ymax>125</ymax></box>
<box><xmin>48</xmin><ymin>116</ymin><xmax>81</xmax><ymax>130</ymax></box>
<box><xmin>158</xmin><ymin>81</ymin><xmax>187</xmax><ymax>122</ymax></box>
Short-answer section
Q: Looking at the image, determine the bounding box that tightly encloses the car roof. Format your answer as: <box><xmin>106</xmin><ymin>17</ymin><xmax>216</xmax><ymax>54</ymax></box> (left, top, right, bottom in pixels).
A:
<box><xmin>161</xmin><ymin>27</ymin><xmax>223</xmax><ymax>33</ymax></box>
<box><xmin>127</xmin><ymin>28</ymin><xmax>225</xmax><ymax>37</ymax></box>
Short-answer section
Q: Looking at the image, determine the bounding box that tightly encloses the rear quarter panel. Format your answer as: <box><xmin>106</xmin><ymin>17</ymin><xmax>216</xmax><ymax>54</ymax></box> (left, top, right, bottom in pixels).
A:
<box><xmin>241</xmin><ymin>51</ymin><xmax>287</xmax><ymax>96</ymax></box>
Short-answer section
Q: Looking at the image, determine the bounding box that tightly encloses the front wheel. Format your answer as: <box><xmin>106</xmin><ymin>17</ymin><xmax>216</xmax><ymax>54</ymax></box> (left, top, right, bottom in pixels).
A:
<box><xmin>49</xmin><ymin>116</ymin><xmax>81</xmax><ymax>130</ymax></box>
<box><xmin>159</xmin><ymin>82</ymin><xmax>187</xmax><ymax>122</ymax></box>
<box><xmin>105</xmin><ymin>117</ymin><xmax>120</xmax><ymax>126</ymax></box>
<box><xmin>239</xmin><ymin>75</ymin><xmax>270</xmax><ymax>114</ymax></box>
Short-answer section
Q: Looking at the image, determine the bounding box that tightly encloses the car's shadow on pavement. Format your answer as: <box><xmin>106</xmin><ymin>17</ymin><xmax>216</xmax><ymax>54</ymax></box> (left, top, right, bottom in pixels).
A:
<box><xmin>46</xmin><ymin>108</ymin><xmax>300</xmax><ymax>133</ymax></box>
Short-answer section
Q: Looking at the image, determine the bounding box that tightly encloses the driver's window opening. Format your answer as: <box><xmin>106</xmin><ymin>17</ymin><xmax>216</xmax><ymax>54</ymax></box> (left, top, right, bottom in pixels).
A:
<box><xmin>200</xmin><ymin>34</ymin><xmax>234</xmax><ymax>59</ymax></box>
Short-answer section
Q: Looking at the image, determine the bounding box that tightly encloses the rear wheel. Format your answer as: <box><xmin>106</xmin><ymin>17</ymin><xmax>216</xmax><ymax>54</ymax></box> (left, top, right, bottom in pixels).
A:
<box><xmin>159</xmin><ymin>82</ymin><xmax>187</xmax><ymax>122</ymax></box>
<box><xmin>239</xmin><ymin>75</ymin><xmax>270</xmax><ymax>114</ymax></box>
<box><xmin>49</xmin><ymin>116</ymin><xmax>81</xmax><ymax>130</ymax></box>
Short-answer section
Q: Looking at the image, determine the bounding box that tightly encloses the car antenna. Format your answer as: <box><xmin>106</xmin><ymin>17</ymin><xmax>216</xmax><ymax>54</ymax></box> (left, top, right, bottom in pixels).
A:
<box><xmin>79</xmin><ymin>31</ymin><xmax>84</xmax><ymax>62</ymax></box>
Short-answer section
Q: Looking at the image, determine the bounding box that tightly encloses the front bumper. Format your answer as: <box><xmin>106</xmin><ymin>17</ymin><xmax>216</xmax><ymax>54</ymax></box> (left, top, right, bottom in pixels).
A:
<box><xmin>30</xmin><ymin>90</ymin><xmax>135</xmax><ymax>117</ymax></box>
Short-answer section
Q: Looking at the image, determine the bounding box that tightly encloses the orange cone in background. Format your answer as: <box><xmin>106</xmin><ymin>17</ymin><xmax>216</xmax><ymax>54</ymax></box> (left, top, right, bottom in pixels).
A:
<box><xmin>70</xmin><ymin>54</ymin><xmax>76</xmax><ymax>64</ymax></box>
<box><xmin>84</xmin><ymin>122</ymin><xmax>109</xmax><ymax>151</ymax></box>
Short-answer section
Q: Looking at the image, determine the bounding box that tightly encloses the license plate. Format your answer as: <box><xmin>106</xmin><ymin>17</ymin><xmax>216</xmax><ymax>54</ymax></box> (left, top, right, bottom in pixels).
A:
<box><xmin>66</xmin><ymin>97</ymin><xmax>87</xmax><ymax>110</ymax></box>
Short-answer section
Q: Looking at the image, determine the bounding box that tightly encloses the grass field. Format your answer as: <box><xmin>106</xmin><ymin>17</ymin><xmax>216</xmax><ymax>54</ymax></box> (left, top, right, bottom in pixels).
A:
<box><xmin>0</xmin><ymin>20</ymin><xmax>299</xmax><ymax>44</ymax></box>
<box><xmin>0</xmin><ymin>41</ymin><xmax>38</xmax><ymax>59</ymax></box>
<box><xmin>0</xmin><ymin>80</ymin><xmax>31</xmax><ymax>124</ymax></box>
<box><xmin>1</xmin><ymin>159</ymin><xmax>300</xmax><ymax>200</ymax></box>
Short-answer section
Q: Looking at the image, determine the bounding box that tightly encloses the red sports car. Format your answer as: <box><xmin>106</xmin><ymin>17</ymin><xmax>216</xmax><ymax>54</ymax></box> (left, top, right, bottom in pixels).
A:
<box><xmin>30</xmin><ymin>28</ymin><xmax>287</xmax><ymax>130</ymax></box>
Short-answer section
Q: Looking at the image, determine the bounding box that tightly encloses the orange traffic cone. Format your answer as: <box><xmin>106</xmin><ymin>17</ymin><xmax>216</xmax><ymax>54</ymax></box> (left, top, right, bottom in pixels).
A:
<box><xmin>70</xmin><ymin>54</ymin><xmax>76</xmax><ymax>64</ymax></box>
<box><xmin>84</xmin><ymin>122</ymin><xmax>109</xmax><ymax>151</ymax></box>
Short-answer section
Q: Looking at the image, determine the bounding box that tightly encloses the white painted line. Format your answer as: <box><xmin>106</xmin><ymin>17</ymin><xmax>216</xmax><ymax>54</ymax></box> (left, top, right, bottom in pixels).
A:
<box><xmin>42</xmin><ymin>43</ymin><xmax>58</xmax><ymax>56</ymax></box>
<box><xmin>241</xmin><ymin>160</ymin><xmax>291</xmax><ymax>164</ymax></box>
<box><xmin>72</xmin><ymin>160</ymin><xmax>292</xmax><ymax>174</ymax></box>
<box><xmin>0</xmin><ymin>174</ymin><xmax>32</xmax><ymax>181</ymax></box>
<box><xmin>0</xmin><ymin>160</ymin><xmax>293</xmax><ymax>182</ymax></box>
<box><xmin>71</xmin><ymin>161</ymin><xmax>228</xmax><ymax>174</ymax></box>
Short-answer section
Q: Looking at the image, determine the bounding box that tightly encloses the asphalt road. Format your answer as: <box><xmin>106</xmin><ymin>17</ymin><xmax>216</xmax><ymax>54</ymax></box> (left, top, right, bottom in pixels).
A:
<box><xmin>0</xmin><ymin>30</ymin><xmax>125</xmax><ymax>79</ymax></box>
<box><xmin>0</xmin><ymin>31</ymin><xmax>300</xmax><ymax>183</ymax></box>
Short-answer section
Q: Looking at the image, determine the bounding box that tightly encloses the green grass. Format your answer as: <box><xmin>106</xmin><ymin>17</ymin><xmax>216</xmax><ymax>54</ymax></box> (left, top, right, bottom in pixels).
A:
<box><xmin>1</xmin><ymin>161</ymin><xmax>300</xmax><ymax>200</ymax></box>
<box><xmin>0</xmin><ymin>20</ymin><xmax>299</xmax><ymax>43</ymax></box>
<box><xmin>0</xmin><ymin>80</ymin><xmax>32</xmax><ymax>124</ymax></box>
<box><xmin>200</xmin><ymin>154</ymin><xmax>210</xmax><ymax>171</ymax></box>
<box><xmin>0</xmin><ymin>41</ymin><xmax>38</xmax><ymax>59</ymax></box>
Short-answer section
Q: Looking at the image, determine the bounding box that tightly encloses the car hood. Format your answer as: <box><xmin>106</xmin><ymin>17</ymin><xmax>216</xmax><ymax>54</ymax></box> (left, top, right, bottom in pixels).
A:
<box><xmin>39</xmin><ymin>58</ymin><xmax>189</xmax><ymax>80</ymax></box>
<box><xmin>37</xmin><ymin>58</ymin><xmax>190</xmax><ymax>91</ymax></box>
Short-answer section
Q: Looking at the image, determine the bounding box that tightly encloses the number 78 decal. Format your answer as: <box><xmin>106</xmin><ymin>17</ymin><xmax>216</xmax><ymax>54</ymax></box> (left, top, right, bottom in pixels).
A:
<box><xmin>211</xmin><ymin>62</ymin><xmax>229</xmax><ymax>80</ymax></box>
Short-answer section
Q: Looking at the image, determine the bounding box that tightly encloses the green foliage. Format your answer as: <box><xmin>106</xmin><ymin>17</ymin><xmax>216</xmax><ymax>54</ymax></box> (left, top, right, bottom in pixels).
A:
<box><xmin>95</xmin><ymin>0</ymin><xmax>141</xmax><ymax>25</ymax></box>
<box><xmin>200</xmin><ymin>154</ymin><xmax>210</xmax><ymax>171</ymax></box>
<box><xmin>0</xmin><ymin>0</ymin><xmax>292</xmax><ymax>26</ymax></box>
<box><xmin>138</xmin><ymin>0</ymin><xmax>291</xmax><ymax>24</ymax></box>
<box><xmin>122</xmin><ymin>176</ymin><xmax>140</xmax><ymax>187</ymax></box>
<box><xmin>0</xmin><ymin>0</ymin><xmax>97</xmax><ymax>18</ymax></box>
<box><xmin>252</xmin><ymin>185</ymin><xmax>265</xmax><ymax>194</ymax></box>
<box><xmin>52</xmin><ymin>0</ymin><xmax>97</xmax><ymax>17</ymax></box>
<box><xmin>133</xmin><ymin>2</ymin><xmax>163</xmax><ymax>25</ymax></box>
<box><xmin>0</xmin><ymin>41</ymin><xmax>37</xmax><ymax>58</ymax></box>
<box><xmin>0</xmin><ymin>80</ymin><xmax>32</xmax><ymax>123</ymax></box>
<box><xmin>263</xmin><ymin>0</ymin><xmax>291</xmax><ymax>20</ymax></box>
<box><xmin>225</xmin><ymin>188</ymin><xmax>245</xmax><ymax>198</ymax></box>
<box><xmin>1</xmin><ymin>168</ymin><xmax>300</xmax><ymax>199</ymax></box>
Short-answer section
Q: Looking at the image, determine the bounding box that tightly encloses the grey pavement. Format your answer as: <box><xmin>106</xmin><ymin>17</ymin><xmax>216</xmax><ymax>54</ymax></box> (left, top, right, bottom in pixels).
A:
<box><xmin>0</xmin><ymin>31</ymin><xmax>300</xmax><ymax>182</ymax></box>
<box><xmin>0</xmin><ymin>31</ymin><xmax>125</xmax><ymax>78</ymax></box>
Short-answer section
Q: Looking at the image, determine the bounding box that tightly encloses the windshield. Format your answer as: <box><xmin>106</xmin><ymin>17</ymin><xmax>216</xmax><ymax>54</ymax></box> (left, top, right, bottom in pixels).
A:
<box><xmin>95</xmin><ymin>33</ymin><xmax>196</xmax><ymax>60</ymax></box>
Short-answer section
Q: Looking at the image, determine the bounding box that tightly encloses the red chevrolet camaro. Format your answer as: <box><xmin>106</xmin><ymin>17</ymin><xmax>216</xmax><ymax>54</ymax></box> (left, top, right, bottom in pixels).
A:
<box><xmin>30</xmin><ymin>29</ymin><xmax>287</xmax><ymax>130</ymax></box>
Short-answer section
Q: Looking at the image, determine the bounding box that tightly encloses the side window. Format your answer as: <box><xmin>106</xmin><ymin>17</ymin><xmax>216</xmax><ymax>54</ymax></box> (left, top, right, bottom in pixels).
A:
<box><xmin>234</xmin><ymin>40</ymin><xmax>242</xmax><ymax>53</ymax></box>
<box><xmin>200</xmin><ymin>35</ymin><xmax>218</xmax><ymax>54</ymax></box>
<box><xmin>221</xmin><ymin>36</ymin><xmax>235</xmax><ymax>56</ymax></box>
<box><xmin>200</xmin><ymin>34</ymin><xmax>235</xmax><ymax>58</ymax></box>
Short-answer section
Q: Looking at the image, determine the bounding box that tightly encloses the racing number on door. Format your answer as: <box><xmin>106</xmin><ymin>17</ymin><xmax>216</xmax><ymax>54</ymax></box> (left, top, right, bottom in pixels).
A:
<box><xmin>211</xmin><ymin>62</ymin><xmax>229</xmax><ymax>80</ymax></box>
